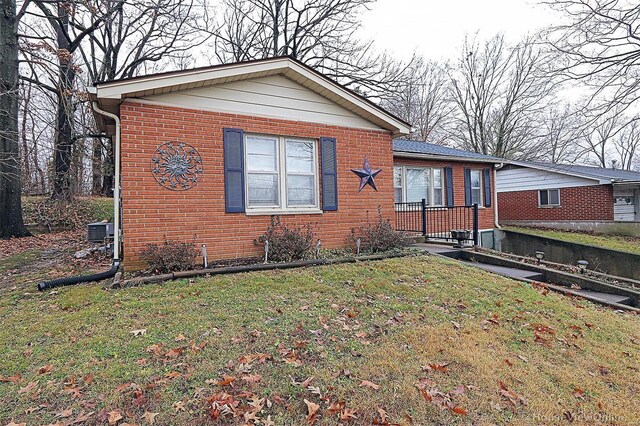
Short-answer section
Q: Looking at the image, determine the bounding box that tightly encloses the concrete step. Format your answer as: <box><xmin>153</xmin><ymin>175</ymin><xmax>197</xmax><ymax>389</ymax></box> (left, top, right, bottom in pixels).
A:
<box><xmin>571</xmin><ymin>289</ymin><xmax>633</xmax><ymax>306</ymax></box>
<box><xmin>459</xmin><ymin>261</ymin><xmax>545</xmax><ymax>282</ymax></box>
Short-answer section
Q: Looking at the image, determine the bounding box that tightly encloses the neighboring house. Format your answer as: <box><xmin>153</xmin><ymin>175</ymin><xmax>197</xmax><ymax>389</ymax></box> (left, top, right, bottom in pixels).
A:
<box><xmin>496</xmin><ymin>161</ymin><xmax>640</xmax><ymax>224</ymax></box>
<box><xmin>89</xmin><ymin>56</ymin><xmax>411</xmax><ymax>269</ymax></box>
<box><xmin>393</xmin><ymin>140</ymin><xmax>502</xmax><ymax>247</ymax></box>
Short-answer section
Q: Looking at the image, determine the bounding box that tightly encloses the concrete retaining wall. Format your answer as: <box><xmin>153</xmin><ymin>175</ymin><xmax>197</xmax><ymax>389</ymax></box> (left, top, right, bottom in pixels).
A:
<box><xmin>495</xmin><ymin>229</ymin><xmax>640</xmax><ymax>281</ymax></box>
<box><xmin>501</xmin><ymin>220</ymin><xmax>640</xmax><ymax>237</ymax></box>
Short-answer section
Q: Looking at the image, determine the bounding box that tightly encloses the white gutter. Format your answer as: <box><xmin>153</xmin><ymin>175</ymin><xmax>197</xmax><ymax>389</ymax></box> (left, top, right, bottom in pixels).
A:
<box><xmin>91</xmin><ymin>101</ymin><xmax>121</xmax><ymax>261</ymax></box>
<box><xmin>393</xmin><ymin>151</ymin><xmax>501</xmax><ymax>164</ymax></box>
<box><xmin>493</xmin><ymin>163</ymin><xmax>504</xmax><ymax>229</ymax></box>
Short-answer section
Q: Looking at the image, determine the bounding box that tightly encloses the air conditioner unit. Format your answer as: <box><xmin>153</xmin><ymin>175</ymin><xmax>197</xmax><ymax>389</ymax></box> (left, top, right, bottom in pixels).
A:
<box><xmin>87</xmin><ymin>222</ymin><xmax>114</xmax><ymax>243</ymax></box>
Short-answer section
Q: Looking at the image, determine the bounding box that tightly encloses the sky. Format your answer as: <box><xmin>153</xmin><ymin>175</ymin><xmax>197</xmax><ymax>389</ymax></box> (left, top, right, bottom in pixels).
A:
<box><xmin>359</xmin><ymin>0</ymin><xmax>561</xmax><ymax>62</ymax></box>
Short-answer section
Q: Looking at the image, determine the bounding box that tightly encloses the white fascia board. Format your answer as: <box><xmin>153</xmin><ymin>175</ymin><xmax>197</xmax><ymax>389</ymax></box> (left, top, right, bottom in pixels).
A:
<box><xmin>393</xmin><ymin>151</ymin><xmax>501</xmax><ymax>165</ymax></box>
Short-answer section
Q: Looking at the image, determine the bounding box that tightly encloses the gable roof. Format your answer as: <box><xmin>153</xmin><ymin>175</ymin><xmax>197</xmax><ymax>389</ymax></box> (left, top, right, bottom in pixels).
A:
<box><xmin>508</xmin><ymin>160</ymin><xmax>640</xmax><ymax>184</ymax></box>
<box><xmin>393</xmin><ymin>139</ymin><xmax>504</xmax><ymax>163</ymax></box>
<box><xmin>89</xmin><ymin>56</ymin><xmax>411</xmax><ymax>137</ymax></box>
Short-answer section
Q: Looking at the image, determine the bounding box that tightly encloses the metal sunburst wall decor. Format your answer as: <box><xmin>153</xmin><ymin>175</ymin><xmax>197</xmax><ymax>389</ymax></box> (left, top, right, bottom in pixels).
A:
<box><xmin>151</xmin><ymin>141</ymin><xmax>203</xmax><ymax>191</ymax></box>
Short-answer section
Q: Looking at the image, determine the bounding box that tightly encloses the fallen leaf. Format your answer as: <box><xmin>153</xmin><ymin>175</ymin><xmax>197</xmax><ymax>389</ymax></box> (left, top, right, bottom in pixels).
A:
<box><xmin>340</xmin><ymin>408</ymin><xmax>358</xmax><ymax>420</ymax></box>
<box><xmin>304</xmin><ymin>399</ymin><xmax>320</xmax><ymax>425</ymax></box>
<box><xmin>164</xmin><ymin>371</ymin><xmax>182</xmax><ymax>379</ymax></box>
<box><xmin>141</xmin><ymin>411</ymin><xmax>159</xmax><ymax>425</ymax></box>
<box><xmin>18</xmin><ymin>381</ymin><xmax>38</xmax><ymax>394</ymax></box>
<box><xmin>215</xmin><ymin>375</ymin><xmax>236</xmax><ymax>386</ymax></box>
<box><xmin>107</xmin><ymin>410</ymin><xmax>123</xmax><ymax>425</ymax></box>
<box><xmin>360</xmin><ymin>380</ymin><xmax>380</xmax><ymax>390</ymax></box>
<box><xmin>452</xmin><ymin>406</ymin><xmax>468</xmax><ymax>416</ymax></box>
<box><xmin>174</xmin><ymin>334</ymin><xmax>186</xmax><ymax>342</ymax></box>
<box><xmin>0</xmin><ymin>374</ymin><xmax>21</xmax><ymax>384</ymax></box>
<box><xmin>37</xmin><ymin>364</ymin><xmax>53</xmax><ymax>375</ymax></box>
<box><xmin>55</xmin><ymin>408</ymin><xmax>73</xmax><ymax>418</ymax></box>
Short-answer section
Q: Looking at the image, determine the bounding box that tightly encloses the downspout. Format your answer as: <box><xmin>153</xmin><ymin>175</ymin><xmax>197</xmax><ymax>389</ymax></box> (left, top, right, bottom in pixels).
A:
<box><xmin>37</xmin><ymin>101</ymin><xmax>122</xmax><ymax>291</ymax></box>
<box><xmin>91</xmin><ymin>101</ymin><xmax>121</xmax><ymax>261</ymax></box>
<box><xmin>493</xmin><ymin>163</ymin><xmax>504</xmax><ymax>229</ymax></box>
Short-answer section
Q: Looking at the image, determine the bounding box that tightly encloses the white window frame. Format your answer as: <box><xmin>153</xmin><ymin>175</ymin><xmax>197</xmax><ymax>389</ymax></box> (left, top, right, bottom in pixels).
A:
<box><xmin>244</xmin><ymin>134</ymin><xmax>320</xmax><ymax>215</ymax></box>
<box><xmin>538</xmin><ymin>188</ymin><xmax>561</xmax><ymax>207</ymax></box>
<box><xmin>393</xmin><ymin>166</ymin><xmax>444</xmax><ymax>207</ymax></box>
<box><xmin>470</xmin><ymin>169</ymin><xmax>482</xmax><ymax>206</ymax></box>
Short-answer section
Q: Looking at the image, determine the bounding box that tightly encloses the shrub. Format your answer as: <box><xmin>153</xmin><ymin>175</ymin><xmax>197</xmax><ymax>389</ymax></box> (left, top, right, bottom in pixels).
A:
<box><xmin>254</xmin><ymin>216</ymin><xmax>315</xmax><ymax>262</ymax></box>
<box><xmin>139</xmin><ymin>238</ymin><xmax>197</xmax><ymax>273</ymax></box>
<box><xmin>351</xmin><ymin>207</ymin><xmax>413</xmax><ymax>253</ymax></box>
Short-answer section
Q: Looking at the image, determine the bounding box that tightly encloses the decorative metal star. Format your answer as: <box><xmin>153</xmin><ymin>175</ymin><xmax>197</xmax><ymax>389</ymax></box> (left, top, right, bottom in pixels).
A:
<box><xmin>351</xmin><ymin>157</ymin><xmax>381</xmax><ymax>192</ymax></box>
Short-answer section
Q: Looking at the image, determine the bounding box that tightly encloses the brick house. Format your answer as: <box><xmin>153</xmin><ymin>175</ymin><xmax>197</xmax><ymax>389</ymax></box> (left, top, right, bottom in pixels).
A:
<box><xmin>392</xmin><ymin>140</ymin><xmax>501</xmax><ymax>247</ymax></box>
<box><xmin>496</xmin><ymin>161</ymin><xmax>640</xmax><ymax>226</ymax></box>
<box><xmin>89</xmin><ymin>57</ymin><xmax>411</xmax><ymax>269</ymax></box>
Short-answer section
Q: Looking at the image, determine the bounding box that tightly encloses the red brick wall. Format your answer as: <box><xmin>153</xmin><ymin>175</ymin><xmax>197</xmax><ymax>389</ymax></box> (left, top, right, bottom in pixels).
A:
<box><xmin>393</xmin><ymin>158</ymin><xmax>496</xmax><ymax>231</ymax></box>
<box><xmin>119</xmin><ymin>101</ymin><xmax>395</xmax><ymax>269</ymax></box>
<box><xmin>497</xmin><ymin>185</ymin><xmax>614</xmax><ymax>221</ymax></box>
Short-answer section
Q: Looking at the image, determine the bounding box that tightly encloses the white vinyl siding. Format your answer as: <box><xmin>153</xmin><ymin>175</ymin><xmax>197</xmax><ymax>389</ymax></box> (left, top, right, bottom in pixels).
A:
<box><xmin>496</xmin><ymin>166</ymin><xmax>598</xmax><ymax>192</ymax></box>
<box><xmin>394</xmin><ymin>166</ymin><xmax>444</xmax><ymax>206</ymax></box>
<box><xmin>138</xmin><ymin>75</ymin><xmax>382</xmax><ymax>131</ymax></box>
<box><xmin>538</xmin><ymin>189</ymin><xmax>560</xmax><ymax>207</ymax></box>
<box><xmin>245</xmin><ymin>134</ymin><xmax>319</xmax><ymax>213</ymax></box>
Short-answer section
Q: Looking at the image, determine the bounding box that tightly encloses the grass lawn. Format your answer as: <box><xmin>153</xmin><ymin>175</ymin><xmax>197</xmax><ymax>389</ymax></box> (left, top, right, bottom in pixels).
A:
<box><xmin>1</xmin><ymin>255</ymin><xmax>639</xmax><ymax>425</ymax></box>
<box><xmin>506</xmin><ymin>226</ymin><xmax>640</xmax><ymax>255</ymax></box>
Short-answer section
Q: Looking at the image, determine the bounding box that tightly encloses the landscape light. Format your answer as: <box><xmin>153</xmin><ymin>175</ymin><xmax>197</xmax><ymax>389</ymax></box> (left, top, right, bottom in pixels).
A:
<box><xmin>577</xmin><ymin>260</ymin><xmax>589</xmax><ymax>274</ymax></box>
<box><xmin>535</xmin><ymin>251</ymin><xmax>545</xmax><ymax>264</ymax></box>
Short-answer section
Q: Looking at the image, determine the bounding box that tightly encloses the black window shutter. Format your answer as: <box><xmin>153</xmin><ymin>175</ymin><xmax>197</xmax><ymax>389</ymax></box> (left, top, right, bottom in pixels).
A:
<box><xmin>320</xmin><ymin>137</ymin><xmax>338</xmax><ymax>211</ymax></box>
<box><xmin>464</xmin><ymin>168</ymin><xmax>472</xmax><ymax>206</ymax></box>
<box><xmin>444</xmin><ymin>167</ymin><xmax>454</xmax><ymax>207</ymax></box>
<box><xmin>483</xmin><ymin>168</ymin><xmax>492</xmax><ymax>207</ymax></box>
<box><xmin>223</xmin><ymin>128</ymin><xmax>245</xmax><ymax>213</ymax></box>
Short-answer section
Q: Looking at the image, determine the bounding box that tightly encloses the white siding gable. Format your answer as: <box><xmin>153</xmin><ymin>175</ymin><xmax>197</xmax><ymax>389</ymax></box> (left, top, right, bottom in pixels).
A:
<box><xmin>134</xmin><ymin>75</ymin><xmax>383</xmax><ymax>131</ymax></box>
<box><xmin>496</xmin><ymin>166</ymin><xmax>599</xmax><ymax>193</ymax></box>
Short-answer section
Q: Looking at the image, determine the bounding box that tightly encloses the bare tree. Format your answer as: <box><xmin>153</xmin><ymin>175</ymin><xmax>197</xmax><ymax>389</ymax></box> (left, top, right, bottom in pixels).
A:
<box><xmin>18</xmin><ymin>0</ymin><xmax>120</xmax><ymax>199</ymax></box>
<box><xmin>578</xmin><ymin>110</ymin><xmax>623</xmax><ymax>167</ymax></box>
<box><xmin>613</xmin><ymin>120</ymin><xmax>639</xmax><ymax>170</ymax></box>
<box><xmin>538</xmin><ymin>105</ymin><xmax>585</xmax><ymax>163</ymax></box>
<box><xmin>1</xmin><ymin>0</ymin><xmax>30</xmax><ymax>238</ymax></box>
<box><xmin>213</xmin><ymin>0</ymin><xmax>414</xmax><ymax>99</ymax></box>
<box><xmin>381</xmin><ymin>58</ymin><xmax>453</xmax><ymax>143</ymax></box>
<box><xmin>449</xmin><ymin>34</ymin><xmax>554</xmax><ymax>159</ymax></box>
<box><xmin>77</xmin><ymin>0</ymin><xmax>210</xmax><ymax>195</ymax></box>
<box><xmin>543</xmin><ymin>0</ymin><xmax>640</xmax><ymax>118</ymax></box>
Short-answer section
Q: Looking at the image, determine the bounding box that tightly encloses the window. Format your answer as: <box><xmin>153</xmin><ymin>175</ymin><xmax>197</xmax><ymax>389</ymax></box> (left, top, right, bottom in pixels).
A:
<box><xmin>245</xmin><ymin>134</ymin><xmax>318</xmax><ymax>211</ymax></box>
<box><xmin>433</xmin><ymin>169</ymin><xmax>443</xmax><ymax>205</ymax></box>
<box><xmin>394</xmin><ymin>167</ymin><xmax>403</xmax><ymax>203</ymax></box>
<box><xmin>539</xmin><ymin>189</ymin><xmax>560</xmax><ymax>207</ymax></box>
<box><xmin>470</xmin><ymin>170</ymin><xmax>482</xmax><ymax>205</ymax></box>
<box><xmin>394</xmin><ymin>166</ymin><xmax>444</xmax><ymax>206</ymax></box>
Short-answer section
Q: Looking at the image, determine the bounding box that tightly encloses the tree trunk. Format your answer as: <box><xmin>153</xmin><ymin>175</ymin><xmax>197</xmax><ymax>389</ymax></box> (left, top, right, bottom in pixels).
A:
<box><xmin>20</xmin><ymin>83</ymin><xmax>31</xmax><ymax>193</ymax></box>
<box><xmin>92</xmin><ymin>137</ymin><xmax>102</xmax><ymax>195</ymax></box>
<box><xmin>52</xmin><ymin>4</ymin><xmax>76</xmax><ymax>200</ymax></box>
<box><xmin>101</xmin><ymin>137</ymin><xmax>114</xmax><ymax>196</ymax></box>
<box><xmin>0</xmin><ymin>0</ymin><xmax>30</xmax><ymax>238</ymax></box>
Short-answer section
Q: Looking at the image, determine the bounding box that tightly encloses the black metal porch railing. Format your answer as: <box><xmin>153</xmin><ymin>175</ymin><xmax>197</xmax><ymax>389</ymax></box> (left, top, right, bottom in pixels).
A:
<box><xmin>395</xmin><ymin>200</ymin><xmax>479</xmax><ymax>245</ymax></box>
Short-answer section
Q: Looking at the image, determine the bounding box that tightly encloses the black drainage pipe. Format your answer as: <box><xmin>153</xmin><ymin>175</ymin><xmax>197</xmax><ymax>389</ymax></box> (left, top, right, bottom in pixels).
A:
<box><xmin>37</xmin><ymin>261</ymin><xmax>120</xmax><ymax>291</ymax></box>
